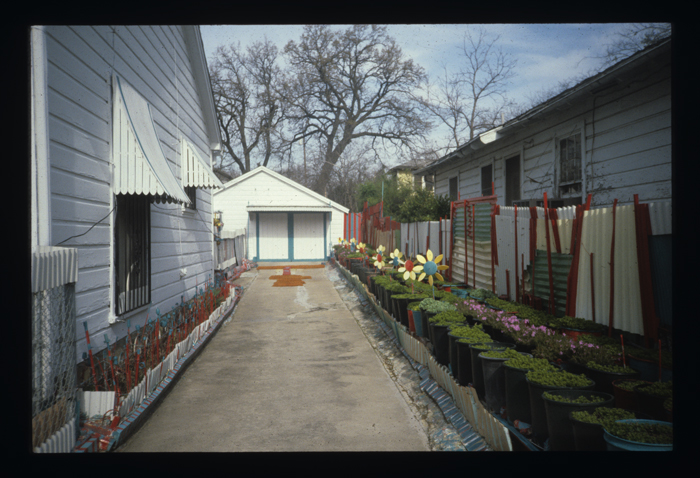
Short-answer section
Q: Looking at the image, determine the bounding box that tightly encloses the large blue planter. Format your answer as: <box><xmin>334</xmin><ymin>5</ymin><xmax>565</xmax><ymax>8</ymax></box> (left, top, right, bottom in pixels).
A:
<box><xmin>604</xmin><ymin>419</ymin><xmax>673</xmax><ymax>451</ymax></box>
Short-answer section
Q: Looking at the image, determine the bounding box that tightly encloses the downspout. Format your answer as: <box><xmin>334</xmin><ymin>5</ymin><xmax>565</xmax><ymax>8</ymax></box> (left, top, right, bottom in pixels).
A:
<box><xmin>31</xmin><ymin>26</ymin><xmax>51</xmax><ymax>247</ymax></box>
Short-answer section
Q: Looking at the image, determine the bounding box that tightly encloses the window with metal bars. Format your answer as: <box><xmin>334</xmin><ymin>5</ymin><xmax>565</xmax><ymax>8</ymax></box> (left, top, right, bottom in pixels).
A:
<box><xmin>114</xmin><ymin>194</ymin><xmax>151</xmax><ymax>316</ymax></box>
<box><xmin>559</xmin><ymin>134</ymin><xmax>582</xmax><ymax>196</ymax></box>
<box><xmin>184</xmin><ymin>186</ymin><xmax>197</xmax><ymax>210</ymax></box>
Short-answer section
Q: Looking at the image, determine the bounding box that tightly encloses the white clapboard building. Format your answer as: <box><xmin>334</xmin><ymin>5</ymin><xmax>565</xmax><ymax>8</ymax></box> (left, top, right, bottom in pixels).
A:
<box><xmin>213</xmin><ymin>166</ymin><xmax>349</xmax><ymax>262</ymax></box>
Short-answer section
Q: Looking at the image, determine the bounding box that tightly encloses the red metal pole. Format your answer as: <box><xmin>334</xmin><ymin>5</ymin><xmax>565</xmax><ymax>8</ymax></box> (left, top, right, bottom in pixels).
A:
<box><xmin>83</xmin><ymin>322</ymin><xmax>99</xmax><ymax>391</ymax></box>
<box><xmin>608</xmin><ymin>199</ymin><xmax>618</xmax><ymax>337</ymax></box>
<box><xmin>506</xmin><ymin>269</ymin><xmax>510</xmax><ymax>300</ymax></box>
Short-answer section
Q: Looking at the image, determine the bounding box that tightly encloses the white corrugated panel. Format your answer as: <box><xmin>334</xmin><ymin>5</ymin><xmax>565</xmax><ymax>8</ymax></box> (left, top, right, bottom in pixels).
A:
<box><xmin>112</xmin><ymin>74</ymin><xmax>190</xmax><ymax>204</ymax></box>
<box><xmin>258</xmin><ymin>213</ymin><xmax>288</xmax><ymax>260</ymax></box>
<box><xmin>293</xmin><ymin>213</ymin><xmax>325</xmax><ymax>259</ymax></box>
<box><xmin>79</xmin><ymin>390</ymin><xmax>116</xmax><ymax>419</ymax></box>
<box><xmin>574</xmin><ymin>205</ymin><xmax>643</xmax><ymax>334</ymax></box>
<box><xmin>647</xmin><ymin>200</ymin><xmax>672</xmax><ymax>235</ymax></box>
<box><xmin>181</xmin><ymin>139</ymin><xmax>223</xmax><ymax>189</ymax></box>
<box><xmin>31</xmin><ymin>246</ymin><xmax>78</xmax><ymax>292</ymax></box>
<box><xmin>452</xmin><ymin>237</ymin><xmax>491</xmax><ymax>289</ymax></box>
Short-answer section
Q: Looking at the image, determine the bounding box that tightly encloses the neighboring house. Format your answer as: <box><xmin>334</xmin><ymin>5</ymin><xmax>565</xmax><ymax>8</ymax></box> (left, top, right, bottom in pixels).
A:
<box><xmin>415</xmin><ymin>37</ymin><xmax>671</xmax><ymax>210</ymax></box>
<box><xmin>30</xmin><ymin>25</ymin><xmax>222</xmax><ymax>361</ymax></box>
<box><xmin>213</xmin><ymin>166</ymin><xmax>349</xmax><ymax>262</ymax></box>
<box><xmin>387</xmin><ymin>157</ymin><xmax>436</xmax><ymax>191</ymax></box>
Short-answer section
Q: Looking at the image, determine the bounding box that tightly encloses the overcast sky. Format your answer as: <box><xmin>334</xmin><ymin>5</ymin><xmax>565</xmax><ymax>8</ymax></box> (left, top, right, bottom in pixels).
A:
<box><xmin>200</xmin><ymin>23</ymin><xmax>632</xmax><ymax>107</ymax></box>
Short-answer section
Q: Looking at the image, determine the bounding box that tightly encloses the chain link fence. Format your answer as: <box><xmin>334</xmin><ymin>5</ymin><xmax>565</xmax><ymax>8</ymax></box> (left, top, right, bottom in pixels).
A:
<box><xmin>32</xmin><ymin>283</ymin><xmax>77</xmax><ymax>449</ymax></box>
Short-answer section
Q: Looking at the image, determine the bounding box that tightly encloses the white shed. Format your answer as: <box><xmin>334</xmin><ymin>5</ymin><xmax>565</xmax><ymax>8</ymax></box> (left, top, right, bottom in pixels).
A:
<box><xmin>213</xmin><ymin>166</ymin><xmax>349</xmax><ymax>262</ymax></box>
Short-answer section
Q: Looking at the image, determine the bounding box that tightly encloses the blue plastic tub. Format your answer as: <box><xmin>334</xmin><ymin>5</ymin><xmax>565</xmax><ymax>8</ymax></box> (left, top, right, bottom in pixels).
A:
<box><xmin>604</xmin><ymin>419</ymin><xmax>673</xmax><ymax>451</ymax></box>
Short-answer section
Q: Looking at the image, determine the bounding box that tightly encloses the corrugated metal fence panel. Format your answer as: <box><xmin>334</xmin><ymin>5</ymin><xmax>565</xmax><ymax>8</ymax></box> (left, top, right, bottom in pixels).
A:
<box><xmin>34</xmin><ymin>420</ymin><xmax>75</xmax><ymax>453</ymax></box>
<box><xmin>532</xmin><ymin>249</ymin><xmax>573</xmax><ymax>317</ymax></box>
<box><xmin>31</xmin><ymin>246</ymin><xmax>79</xmax><ymax>293</ymax></box>
<box><xmin>648</xmin><ymin>235</ymin><xmax>672</xmax><ymax>328</ymax></box>
<box><xmin>452</xmin><ymin>237</ymin><xmax>491</xmax><ymax>289</ymax></box>
<box><xmin>574</xmin><ymin>205</ymin><xmax>644</xmax><ymax>334</ymax></box>
<box><xmin>79</xmin><ymin>390</ymin><xmax>116</xmax><ymax>419</ymax></box>
<box><xmin>453</xmin><ymin>206</ymin><xmax>466</xmax><ymax>239</ymax></box>
<box><xmin>474</xmin><ymin>203</ymin><xmax>492</xmax><ymax>242</ymax></box>
<box><xmin>647</xmin><ymin>200</ymin><xmax>672</xmax><ymax>236</ymax></box>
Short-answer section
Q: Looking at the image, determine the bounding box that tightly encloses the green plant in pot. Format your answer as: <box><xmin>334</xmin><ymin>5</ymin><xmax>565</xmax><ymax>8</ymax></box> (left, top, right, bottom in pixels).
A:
<box><xmin>502</xmin><ymin>355</ymin><xmax>559</xmax><ymax>425</ymax></box>
<box><xmin>626</xmin><ymin>347</ymin><xmax>673</xmax><ymax>382</ymax></box>
<box><xmin>452</xmin><ymin>326</ymin><xmax>492</xmax><ymax>387</ymax></box>
<box><xmin>584</xmin><ymin>361</ymin><xmax>640</xmax><ymax>395</ymax></box>
<box><xmin>469</xmin><ymin>341</ymin><xmax>516</xmax><ymax>403</ymax></box>
<box><xmin>525</xmin><ymin>370</ymin><xmax>594</xmax><ymax>443</ymax></box>
<box><xmin>479</xmin><ymin>348</ymin><xmax>524</xmax><ymax>414</ymax></box>
<box><xmin>569</xmin><ymin>407</ymin><xmax>638</xmax><ymax>451</ymax></box>
<box><xmin>611</xmin><ymin>379</ymin><xmax>650</xmax><ymax>412</ymax></box>
<box><xmin>407</xmin><ymin>300</ymin><xmax>425</xmax><ymax>336</ymax></box>
<box><xmin>428</xmin><ymin>311</ymin><xmax>466</xmax><ymax>366</ymax></box>
<box><xmin>392</xmin><ymin>293</ymin><xmax>429</xmax><ymax>330</ymax></box>
<box><xmin>633</xmin><ymin>381</ymin><xmax>673</xmax><ymax>421</ymax></box>
<box><xmin>604</xmin><ymin>419</ymin><xmax>673</xmax><ymax>451</ymax></box>
<box><xmin>548</xmin><ymin>316</ymin><xmax>607</xmax><ymax>337</ymax></box>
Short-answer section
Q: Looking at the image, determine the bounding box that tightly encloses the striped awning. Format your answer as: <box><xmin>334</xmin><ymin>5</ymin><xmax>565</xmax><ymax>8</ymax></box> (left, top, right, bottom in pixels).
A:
<box><xmin>181</xmin><ymin>139</ymin><xmax>224</xmax><ymax>189</ymax></box>
<box><xmin>112</xmin><ymin>74</ymin><xmax>191</xmax><ymax>204</ymax></box>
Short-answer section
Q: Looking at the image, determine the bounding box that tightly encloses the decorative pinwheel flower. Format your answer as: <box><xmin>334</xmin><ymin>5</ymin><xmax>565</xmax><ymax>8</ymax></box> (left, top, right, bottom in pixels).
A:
<box><xmin>415</xmin><ymin>249</ymin><xmax>449</xmax><ymax>286</ymax></box>
<box><xmin>350</xmin><ymin>237</ymin><xmax>357</xmax><ymax>251</ymax></box>
<box><xmin>389</xmin><ymin>249</ymin><xmax>404</xmax><ymax>268</ymax></box>
<box><xmin>357</xmin><ymin>242</ymin><xmax>366</xmax><ymax>254</ymax></box>
<box><xmin>398</xmin><ymin>258</ymin><xmax>422</xmax><ymax>281</ymax></box>
<box><xmin>372</xmin><ymin>249</ymin><xmax>386</xmax><ymax>270</ymax></box>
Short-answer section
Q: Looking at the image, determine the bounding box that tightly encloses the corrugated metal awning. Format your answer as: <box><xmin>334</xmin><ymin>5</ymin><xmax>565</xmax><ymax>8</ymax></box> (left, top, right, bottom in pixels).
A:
<box><xmin>246</xmin><ymin>205</ymin><xmax>333</xmax><ymax>212</ymax></box>
<box><xmin>182</xmin><ymin>139</ymin><xmax>224</xmax><ymax>189</ymax></box>
<box><xmin>112</xmin><ymin>74</ymin><xmax>191</xmax><ymax>204</ymax></box>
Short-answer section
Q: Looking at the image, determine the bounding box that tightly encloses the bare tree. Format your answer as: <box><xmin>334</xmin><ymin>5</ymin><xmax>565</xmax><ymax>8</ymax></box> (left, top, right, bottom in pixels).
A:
<box><xmin>282</xmin><ymin>25</ymin><xmax>431</xmax><ymax>197</ymax></box>
<box><xmin>209</xmin><ymin>40</ymin><xmax>288</xmax><ymax>176</ymax></box>
<box><xmin>420</xmin><ymin>27</ymin><xmax>517</xmax><ymax>155</ymax></box>
<box><xmin>600</xmin><ymin>23</ymin><xmax>671</xmax><ymax>68</ymax></box>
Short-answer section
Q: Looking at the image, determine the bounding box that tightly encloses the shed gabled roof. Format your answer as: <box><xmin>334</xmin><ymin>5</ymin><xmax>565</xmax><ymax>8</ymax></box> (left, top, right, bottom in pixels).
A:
<box><xmin>214</xmin><ymin>166</ymin><xmax>350</xmax><ymax>213</ymax></box>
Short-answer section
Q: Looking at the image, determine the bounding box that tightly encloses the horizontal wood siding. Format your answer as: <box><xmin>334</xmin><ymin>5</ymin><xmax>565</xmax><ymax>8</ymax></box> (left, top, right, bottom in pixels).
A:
<box><xmin>44</xmin><ymin>26</ymin><xmax>217</xmax><ymax>361</ymax></box>
<box><xmin>429</xmin><ymin>50</ymin><xmax>671</xmax><ymax>210</ymax></box>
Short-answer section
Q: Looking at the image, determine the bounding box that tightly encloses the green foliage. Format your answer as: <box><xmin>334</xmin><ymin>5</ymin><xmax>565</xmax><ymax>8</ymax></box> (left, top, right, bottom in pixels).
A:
<box><xmin>393</xmin><ymin>293</ymin><xmax>430</xmax><ymax>300</ymax></box>
<box><xmin>419</xmin><ymin>298</ymin><xmax>457</xmax><ymax>314</ymax></box>
<box><xmin>628</xmin><ymin>348</ymin><xmax>673</xmax><ymax>369</ymax></box>
<box><xmin>571</xmin><ymin>407</ymin><xmax>637</xmax><ymax>427</ymax></box>
<box><xmin>613</xmin><ymin>379</ymin><xmax>648</xmax><ymax>391</ymax></box>
<box><xmin>663</xmin><ymin>397</ymin><xmax>672</xmax><ymax>412</ymax></box>
<box><xmin>542</xmin><ymin>391</ymin><xmax>606</xmax><ymax>403</ymax></box>
<box><xmin>356</xmin><ymin>174</ymin><xmax>451</xmax><ymax>222</ymax></box>
<box><xmin>548</xmin><ymin>316</ymin><xmax>607</xmax><ymax>333</ymax></box>
<box><xmin>470</xmin><ymin>289</ymin><xmax>497</xmax><ymax>300</ymax></box>
<box><xmin>526</xmin><ymin>370</ymin><xmax>593</xmax><ymax>388</ymax></box>
<box><xmin>504</xmin><ymin>356</ymin><xmax>558</xmax><ymax>372</ymax></box>
<box><xmin>429</xmin><ymin>310</ymin><xmax>466</xmax><ymax>325</ymax></box>
<box><xmin>605</xmin><ymin>421</ymin><xmax>673</xmax><ymax>445</ymax></box>
<box><xmin>481</xmin><ymin>348</ymin><xmax>522</xmax><ymax>359</ymax></box>
<box><xmin>450</xmin><ymin>325</ymin><xmax>491</xmax><ymax>342</ymax></box>
<box><xmin>635</xmin><ymin>381</ymin><xmax>673</xmax><ymax>398</ymax></box>
<box><xmin>407</xmin><ymin>301</ymin><xmax>424</xmax><ymax>311</ymax></box>
<box><xmin>586</xmin><ymin>362</ymin><xmax>638</xmax><ymax>374</ymax></box>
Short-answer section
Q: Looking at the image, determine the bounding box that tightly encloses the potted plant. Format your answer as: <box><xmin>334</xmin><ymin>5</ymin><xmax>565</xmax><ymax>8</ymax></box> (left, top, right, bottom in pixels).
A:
<box><xmin>502</xmin><ymin>355</ymin><xmax>560</xmax><ymax>426</ymax></box>
<box><xmin>626</xmin><ymin>347</ymin><xmax>673</xmax><ymax>382</ymax></box>
<box><xmin>478</xmin><ymin>347</ymin><xmax>523</xmax><ymax>415</ymax></box>
<box><xmin>603</xmin><ymin>419</ymin><xmax>673</xmax><ymax>451</ymax></box>
<box><xmin>469</xmin><ymin>342</ymin><xmax>516</xmax><ymax>402</ymax></box>
<box><xmin>525</xmin><ymin>370</ymin><xmax>595</xmax><ymax>443</ymax></box>
<box><xmin>428</xmin><ymin>311</ymin><xmax>467</xmax><ymax>365</ymax></box>
<box><xmin>453</xmin><ymin>329</ymin><xmax>492</xmax><ymax>387</ymax></box>
<box><xmin>419</xmin><ymin>299</ymin><xmax>457</xmax><ymax>343</ymax></box>
<box><xmin>611</xmin><ymin>379</ymin><xmax>650</xmax><ymax>411</ymax></box>
<box><xmin>407</xmin><ymin>301</ymin><xmax>424</xmax><ymax>335</ymax></box>
<box><xmin>584</xmin><ymin>361</ymin><xmax>640</xmax><ymax>395</ymax></box>
<box><xmin>391</xmin><ymin>292</ymin><xmax>429</xmax><ymax>328</ymax></box>
<box><xmin>541</xmin><ymin>390</ymin><xmax>614</xmax><ymax>451</ymax></box>
<box><xmin>569</xmin><ymin>407</ymin><xmax>639</xmax><ymax>451</ymax></box>
<box><xmin>634</xmin><ymin>381</ymin><xmax>673</xmax><ymax>421</ymax></box>
<box><xmin>547</xmin><ymin>316</ymin><xmax>607</xmax><ymax>339</ymax></box>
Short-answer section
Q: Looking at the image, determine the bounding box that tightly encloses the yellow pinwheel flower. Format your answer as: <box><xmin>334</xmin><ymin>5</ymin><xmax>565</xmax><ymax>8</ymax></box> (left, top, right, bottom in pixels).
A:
<box><xmin>415</xmin><ymin>249</ymin><xmax>450</xmax><ymax>286</ymax></box>
<box><xmin>357</xmin><ymin>242</ymin><xmax>366</xmax><ymax>253</ymax></box>
<box><xmin>372</xmin><ymin>250</ymin><xmax>386</xmax><ymax>270</ymax></box>
<box><xmin>398</xmin><ymin>258</ymin><xmax>423</xmax><ymax>281</ymax></box>
<box><xmin>389</xmin><ymin>249</ymin><xmax>404</xmax><ymax>268</ymax></box>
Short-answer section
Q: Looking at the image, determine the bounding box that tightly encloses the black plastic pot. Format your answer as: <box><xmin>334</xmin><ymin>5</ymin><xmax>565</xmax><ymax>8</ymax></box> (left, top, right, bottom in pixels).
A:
<box><xmin>543</xmin><ymin>390</ymin><xmax>614</xmax><ymax>451</ymax></box>
<box><xmin>634</xmin><ymin>387</ymin><xmax>670</xmax><ymax>421</ymax></box>
<box><xmin>480</xmin><ymin>353</ymin><xmax>524</xmax><ymax>414</ymax></box>
<box><xmin>469</xmin><ymin>342</ymin><xmax>515</xmax><ymax>402</ymax></box>
<box><xmin>421</xmin><ymin>311</ymin><xmax>436</xmax><ymax>341</ymax></box>
<box><xmin>430</xmin><ymin>323</ymin><xmax>451</xmax><ymax>366</ymax></box>
<box><xmin>456</xmin><ymin>340</ymin><xmax>476</xmax><ymax>386</ymax></box>
<box><xmin>584</xmin><ymin>365</ymin><xmax>640</xmax><ymax>395</ymax></box>
<box><xmin>392</xmin><ymin>297</ymin><xmax>412</xmax><ymax>327</ymax></box>
<box><xmin>448</xmin><ymin>332</ymin><xmax>463</xmax><ymax>379</ymax></box>
<box><xmin>504</xmin><ymin>363</ymin><xmax>533</xmax><ymax>425</ymax></box>
<box><xmin>526</xmin><ymin>377</ymin><xmax>595</xmax><ymax>442</ymax></box>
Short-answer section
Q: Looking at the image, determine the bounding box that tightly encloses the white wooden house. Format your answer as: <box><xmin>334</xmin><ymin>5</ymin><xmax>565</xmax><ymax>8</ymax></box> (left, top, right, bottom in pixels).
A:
<box><xmin>213</xmin><ymin>166</ymin><xmax>349</xmax><ymax>262</ymax></box>
<box><xmin>30</xmin><ymin>25</ymin><xmax>223</xmax><ymax>361</ymax></box>
<box><xmin>415</xmin><ymin>37</ymin><xmax>671</xmax><ymax>210</ymax></box>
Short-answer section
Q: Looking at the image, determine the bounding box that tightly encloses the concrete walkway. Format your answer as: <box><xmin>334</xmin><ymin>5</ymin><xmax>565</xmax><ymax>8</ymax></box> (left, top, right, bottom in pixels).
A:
<box><xmin>117</xmin><ymin>263</ymin><xmax>431</xmax><ymax>452</ymax></box>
